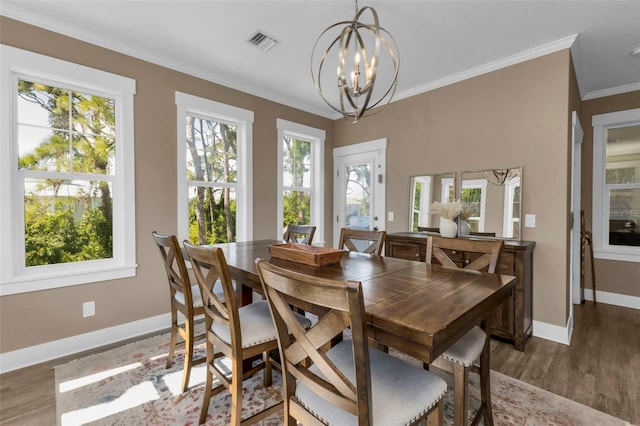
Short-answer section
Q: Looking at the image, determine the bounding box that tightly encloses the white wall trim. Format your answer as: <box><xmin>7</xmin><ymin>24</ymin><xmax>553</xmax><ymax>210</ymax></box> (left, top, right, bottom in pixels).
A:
<box><xmin>0</xmin><ymin>314</ymin><xmax>171</xmax><ymax>374</ymax></box>
<box><xmin>394</xmin><ymin>34</ymin><xmax>577</xmax><ymax>103</ymax></box>
<box><xmin>582</xmin><ymin>288</ymin><xmax>640</xmax><ymax>310</ymax></box>
<box><xmin>582</xmin><ymin>82</ymin><xmax>640</xmax><ymax>101</ymax></box>
<box><xmin>532</xmin><ymin>319</ymin><xmax>572</xmax><ymax>345</ymax></box>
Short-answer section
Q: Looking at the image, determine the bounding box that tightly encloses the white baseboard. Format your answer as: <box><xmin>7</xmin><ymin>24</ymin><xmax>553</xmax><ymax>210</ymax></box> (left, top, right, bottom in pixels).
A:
<box><xmin>532</xmin><ymin>319</ymin><xmax>572</xmax><ymax>345</ymax></box>
<box><xmin>0</xmin><ymin>313</ymin><xmax>170</xmax><ymax>374</ymax></box>
<box><xmin>583</xmin><ymin>289</ymin><xmax>640</xmax><ymax>309</ymax></box>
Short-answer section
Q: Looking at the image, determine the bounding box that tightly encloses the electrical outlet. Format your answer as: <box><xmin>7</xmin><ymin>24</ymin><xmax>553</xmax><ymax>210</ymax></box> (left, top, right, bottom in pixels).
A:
<box><xmin>388</xmin><ymin>211</ymin><xmax>394</xmax><ymax>221</ymax></box>
<box><xmin>83</xmin><ymin>301</ymin><xmax>95</xmax><ymax>317</ymax></box>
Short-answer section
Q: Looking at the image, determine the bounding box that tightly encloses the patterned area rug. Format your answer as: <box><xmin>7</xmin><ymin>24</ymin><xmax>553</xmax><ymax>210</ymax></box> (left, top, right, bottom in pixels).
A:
<box><xmin>55</xmin><ymin>331</ymin><xmax>632</xmax><ymax>426</ymax></box>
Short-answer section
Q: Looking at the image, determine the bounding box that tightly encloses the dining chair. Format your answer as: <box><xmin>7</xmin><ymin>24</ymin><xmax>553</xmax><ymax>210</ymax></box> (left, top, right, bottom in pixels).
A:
<box><xmin>183</xmin><ymin>241</ymin><xmax>311</xmax><ymax>425</ymax></box>
<box><xmin>338</xmin><ymin>228</ymin><xmax>386</xmax><ymax>256</ymax></box>
<box><xmin>151</xmin><ymin>231</ymin><xmax>206</xmax><ymax>393</ymax></box>
<box><xmin>256</xmin><ymin>259</ymin><xmax>447</xmax><ymax>426</ymax></box>
<box><xmin>427</xmin><ymin>235</ymin><xmax>504</xmax><ymax>426</ymax></box>
<box><xmin>283</xmin><ymin>224</ymin><xmax>316</xmax><ymax>245</ymax></box>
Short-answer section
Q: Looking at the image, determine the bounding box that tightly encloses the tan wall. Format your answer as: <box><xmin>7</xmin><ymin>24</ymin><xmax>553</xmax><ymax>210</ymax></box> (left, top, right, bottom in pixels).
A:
<box><xmin>0</xmin><ymin>18</ymin><xmax>334</xmax><ymax>353</ymax></box>
<box><xmin>334</xmin><ymin>50</ymin><xmax>573</xmax><ymax>327</ymax></box>
<box><xmin>581</xmin><ymin>91</ymin><xmax>640</xmax><ymax>298</ymax></box>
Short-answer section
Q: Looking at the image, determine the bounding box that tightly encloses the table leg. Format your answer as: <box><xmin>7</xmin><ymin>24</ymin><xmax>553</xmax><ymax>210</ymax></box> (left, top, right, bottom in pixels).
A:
<box><xmin>479</xmin><ymin>317</ymin><xmax>494</xmax><ymax>426</ymax></box>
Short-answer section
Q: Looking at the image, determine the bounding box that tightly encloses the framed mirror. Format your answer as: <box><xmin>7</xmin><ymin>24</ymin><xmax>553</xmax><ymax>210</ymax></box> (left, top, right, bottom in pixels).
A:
<box><xmin>459</xmin><ymin>167</ymin><xmax>522</xmax><ymax>239</ymax></box>
<box><xmin>409</xmin><ymin>172</ymin><xmax>455</xmax><ymax>232</ymax></box>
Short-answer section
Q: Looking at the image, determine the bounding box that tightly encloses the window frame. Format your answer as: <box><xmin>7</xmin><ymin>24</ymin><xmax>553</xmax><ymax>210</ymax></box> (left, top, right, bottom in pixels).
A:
<box><xmin>503</xmin><ymin>176</ymin><xmax>521</xmax><ymax>238</ymax></box>
<box><xmin>592</xmin><ymin>107</ymin><xmax>640</xmax><ymax>263</ymax></box>
<box><xmin>460</xmin><ymin>178</ymin><xmax>487</xmax><ymax>232</ymax></box>
<box><xmin>175</xmin><ymin>92</ymin><xmax>253</xmax><ymax>243</ymax></box>
<box><xmin>0</xmin><ymin>45</ymin><xmax>136</xmax><ymax>296</ymax></box>
<box><xmin>276</xmin><ymin>119</ymin><xmax>325</xmax><ymax>245</ymax></box>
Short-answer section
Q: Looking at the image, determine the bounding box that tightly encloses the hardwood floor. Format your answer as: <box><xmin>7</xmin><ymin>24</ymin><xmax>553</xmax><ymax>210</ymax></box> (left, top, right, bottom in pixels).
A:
<box><xmin>491</xmin><ymin>302</ymin><xmax>640</xmax><ymax>425</ymax></box>
<box><xmin>1</xmin><ymin>302</ymin><xmax>638</xmax><ymax>425</ymax></box>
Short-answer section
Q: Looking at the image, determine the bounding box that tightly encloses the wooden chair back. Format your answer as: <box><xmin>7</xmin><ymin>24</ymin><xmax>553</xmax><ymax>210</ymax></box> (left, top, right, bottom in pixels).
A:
<box><xmin>183</xmin><ymin>242</ymin><xmax>240</xmax><ymax>353</ymax></box>
<box><xmin>338</xmin><ymin>228</ymin><xmax>386</xmax><ymax>255</ymax></box>
<box><xmin>256</xmin><ymin>259</ymin><xmax>373</xmax><ymax>424</ymax></box>
<box><xmin>283</xmin><ymin>224</ymin><xmax>316</xmax><ymax>245</ymax></box>
<box><xmin>152</xmin><ymin>231</ymin><xmax>197</xmax><ymax>312</ymax></box>
<box><xmin>428</xmin><ymin>236</ymin><xmax>504</xmax><ymax>273</ymax></box>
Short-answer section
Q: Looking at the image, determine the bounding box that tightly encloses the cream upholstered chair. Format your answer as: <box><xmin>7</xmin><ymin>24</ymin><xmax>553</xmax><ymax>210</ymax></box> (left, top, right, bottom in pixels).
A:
<box><xmin>151</xmin><ymin>231</ymin><xmax>206</xmax><ymax>393</ymax></box>
<box><xmin>256</xmin><ymin>259</ymin><xmax>447</xmax><ymax>426</ymax></box>
<box><xmin>338</xmin><ymin>228</ymin><xmax>386</xmax><ymax>255</ymax></box>
<box><xmin>427</xmin><ymin>236</ymin><xmax>504</xmax><ymax>426</ymax></box>
<box><xmin>184</xmin><ymin>241</ymin><xmax>311</xmax><ymax>425</ymax></box>
<box><xmin>283</xmin><ymin>224</ymin><xmax>316</xmax><ymax>245</ymax></box>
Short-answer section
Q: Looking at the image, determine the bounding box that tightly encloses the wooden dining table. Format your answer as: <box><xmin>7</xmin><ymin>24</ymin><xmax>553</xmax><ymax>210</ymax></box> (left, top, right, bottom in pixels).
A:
<box><xmin>203</xmin><ymin>239</ymin><xmax>516</xmax><ymax>425</ymax></box>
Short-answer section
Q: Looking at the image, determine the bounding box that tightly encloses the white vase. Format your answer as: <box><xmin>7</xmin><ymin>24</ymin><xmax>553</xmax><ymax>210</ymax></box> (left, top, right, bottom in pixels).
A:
<box><xmin>439</xmin><ymin>217</ymin><xmax>458</xmax><ymax>238</ymax></box>
<box><xmin>458</xmin><ymin>219</ymin><xmax>470</xmax><ymax>236</ymax></box>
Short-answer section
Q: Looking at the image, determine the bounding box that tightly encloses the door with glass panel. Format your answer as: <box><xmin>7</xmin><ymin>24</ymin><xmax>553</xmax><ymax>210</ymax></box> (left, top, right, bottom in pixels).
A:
<box><xmin>333</xmin><ymin>139</ymin><xmax>386</xmax><ymax>247</ymax></box>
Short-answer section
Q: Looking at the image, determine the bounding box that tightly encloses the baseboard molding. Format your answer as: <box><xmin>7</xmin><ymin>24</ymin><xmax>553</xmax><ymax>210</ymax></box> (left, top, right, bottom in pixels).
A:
<box><xmin>583</xmin><ymin>289</ymin><xmax>640</xmax><ymax>309</ymax></box>
<box><xmin>532</xmin><ymin>319</ymin><xmax>572</xmax><ymax>345</ymax></box>
<box><xmin>0</xmin><ymin>313</ymin><xmax>170</xmax><ymax>374</ymax></box>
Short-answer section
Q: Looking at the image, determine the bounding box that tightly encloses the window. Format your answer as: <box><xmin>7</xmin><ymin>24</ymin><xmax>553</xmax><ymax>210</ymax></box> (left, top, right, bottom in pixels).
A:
<box><xmin>592</xmin><ymin>108</ymin><xmax>640</xmax><ymax>262</ymax></box>
<box><xmin>0</xmin><ymin>45</ymin><xmax>136</xmax><ymax>295</ymax></box>
<box><xmin>503</xmin><ymin>177</ymin><xmax>521</xmax><ymax>238</ymax></box>
<box><xmin>176</xmin><ymin>92</ymin><xmax>253</xmax><ymax>243</ymax></box>
<box><xmin>460</xmin><ymin>179</ymin><xmax>487</xmax><ymax>232</ymax></box>
<box><xmin>277</xmin><ymin>119</ymin><xmax>325</xmax><ymax>244</ymax></box>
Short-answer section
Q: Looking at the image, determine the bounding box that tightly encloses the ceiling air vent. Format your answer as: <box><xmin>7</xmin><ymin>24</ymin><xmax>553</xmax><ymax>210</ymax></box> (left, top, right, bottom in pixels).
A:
<box><xmin>247</xmin><ymin>30</ymin><xmax>279</xmax><ymax>52</ymax></box>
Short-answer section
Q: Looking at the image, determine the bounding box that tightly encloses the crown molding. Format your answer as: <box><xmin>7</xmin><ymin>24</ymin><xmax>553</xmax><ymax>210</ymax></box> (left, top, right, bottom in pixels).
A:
<box><xmin>582</xmin><ymin>82</ymin><xmax>640</xmax><ymax>101</ymax></box>
<box><xmin>0</xmin><ymin>4</ymin><xmax>337</xmax><ymax>119</ymax></box>
<box><xmin>394</xmin><ymin>34</ymin><xmax>578</xmax><ymax>102</ymax></box>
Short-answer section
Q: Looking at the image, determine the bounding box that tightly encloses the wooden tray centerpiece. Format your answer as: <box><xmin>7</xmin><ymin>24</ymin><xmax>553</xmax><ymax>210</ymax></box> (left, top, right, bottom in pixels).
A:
<box><xmin>268</xmin><ymin>243</ymin><xmax>345</xmax><ymax>267</ymax></box>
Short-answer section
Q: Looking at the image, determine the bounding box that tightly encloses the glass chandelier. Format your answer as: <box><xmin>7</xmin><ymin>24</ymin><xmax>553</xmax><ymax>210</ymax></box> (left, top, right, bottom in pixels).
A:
<box><xmin>311</xmin><ymin>0</ymin><xmax>399</xmax><ymax>123</ymax></box>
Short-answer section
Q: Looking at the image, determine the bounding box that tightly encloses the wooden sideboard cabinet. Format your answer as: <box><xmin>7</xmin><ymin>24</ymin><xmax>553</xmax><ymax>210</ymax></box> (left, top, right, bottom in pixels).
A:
<box><xmin>385</xmin><ymin>232</ymin><xmax>535</xmax><ymax>351</ymax></box>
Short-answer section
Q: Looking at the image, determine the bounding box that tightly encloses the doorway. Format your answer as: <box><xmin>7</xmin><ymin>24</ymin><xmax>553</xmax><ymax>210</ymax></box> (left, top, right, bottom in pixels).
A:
<box><xmin>333</xmin><ymin>139</ymin><xmax>387</xmax><ymax>247</ymax></box>
<box><xmin>571</xmin><ymin>111</ymin><xmax>584</xmax><ymax>313</ymax></box>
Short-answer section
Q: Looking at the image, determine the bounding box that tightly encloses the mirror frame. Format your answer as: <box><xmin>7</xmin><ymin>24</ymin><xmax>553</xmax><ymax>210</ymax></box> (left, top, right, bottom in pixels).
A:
<box><xmin>458</xmin><ymin>166</ymin><xmax>522</xmax><ymax>239</ymax></box>
<box><xmin>409</xmin><ymin>172</ymin><xmax>456</xmax><ymax>232</ymax></box>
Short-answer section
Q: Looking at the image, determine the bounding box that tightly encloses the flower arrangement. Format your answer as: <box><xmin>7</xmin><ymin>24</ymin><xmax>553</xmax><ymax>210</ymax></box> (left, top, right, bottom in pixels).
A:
<box><xmin>459</xmin><ymin>204</ymin><xmax>475</xmax><ymax>221</ymax></box>
<box><xmin>429</xmin><ymin>200</ymin><xmax>462</xmax><ymax>220</ymax></box>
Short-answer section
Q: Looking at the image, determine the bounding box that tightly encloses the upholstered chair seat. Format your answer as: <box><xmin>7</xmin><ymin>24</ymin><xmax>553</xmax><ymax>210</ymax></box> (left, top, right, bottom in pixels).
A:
<box><xmin>174</xmin><ymin>284</ymin><xmax>203</xmax><ymax>308</ymax></box>
<box><xmin>296</xmin><ymin>339</ymin><xmax>447</xmax><ymax>426</ymax></box>
<box><xmin>440</xmin><ymin>326</ymin><xmax>486</xmax><ymax>367</ymax></box>
<box><xmin>212</xmin><ymin>300</ymin><xmax>311</xmax><ymax>348</ymax></box>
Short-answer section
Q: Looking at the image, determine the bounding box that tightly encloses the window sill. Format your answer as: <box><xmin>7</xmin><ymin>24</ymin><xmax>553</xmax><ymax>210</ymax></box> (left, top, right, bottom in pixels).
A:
<box><xmin>593</xmin><ymin>249</ymin><xmax>640</xmax><ymax>263</ymax></box>
<box><xmin>0</xmin><ymin>264</ymin><xmax>138</xmax><ymax>296</ymax></box>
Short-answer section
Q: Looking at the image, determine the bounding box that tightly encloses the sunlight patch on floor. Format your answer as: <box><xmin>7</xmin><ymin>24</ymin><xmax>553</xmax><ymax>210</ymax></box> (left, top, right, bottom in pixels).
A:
<box><xmin>60</xmin><ymin>380</ymin><xmax>159</xmax><ymax>425</ymax></box>
<box><xmin>163</xmin><ymin>364</ymin><xmax>207</xmax><ymax>395</ymax></box>
<box><xmin>58</xmin><ymin>362</ymin><xmax>142</xmax><ymax>393</ymax></box>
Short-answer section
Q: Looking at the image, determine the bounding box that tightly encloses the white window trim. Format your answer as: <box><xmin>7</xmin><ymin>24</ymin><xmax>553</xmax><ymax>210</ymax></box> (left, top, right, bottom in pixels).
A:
<box><xmin>412</xmin><ymin>175</ymin><xmax>432</xmax><ymax>228</ymax></box>
<box><xmin>175</xmin><ymin>92</ymin><xmax>253</xmax><ymax>243</ymax></box>
<box><xmin>441</xmin><ymin>177</ymin><xmax>454</xmax><ymax>202</ymax></box>
<box><xmin>461</xmin><ymin>178</ymin><xmax>487</xmax><ymax>231</ymax></box>
<box><xmin>592</xmin><ymin>107</ymin><xmax>640</xmax><ymax>263</ymax></box>
<box><xmin>276</xmin><ymin>119</ymin><xmax>325</xmax><ymax>245</ymax></box>
<box><xmin>503</xmin><ymin>176</ymin><xmax>521</xmax><ymax>238</ymax></box>
<box><xmin>0</xmin><ymin>45</ymin><xmax>136</xmax><ymax>296</ymax></box>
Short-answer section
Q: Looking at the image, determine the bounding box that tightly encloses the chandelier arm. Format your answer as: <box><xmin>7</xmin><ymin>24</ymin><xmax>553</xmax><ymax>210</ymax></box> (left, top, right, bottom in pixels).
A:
<box><xmin>359</xmin><ymin>29</ymin><xmax>399</xmax><ymax>111</ymax></box>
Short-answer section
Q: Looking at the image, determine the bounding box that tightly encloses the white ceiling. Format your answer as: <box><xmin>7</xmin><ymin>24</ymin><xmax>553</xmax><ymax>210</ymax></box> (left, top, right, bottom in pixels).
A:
<box><xmin>2</xmin><ymin>1</ymin><xmax>640</xmax><ymax>119</ymax></box>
